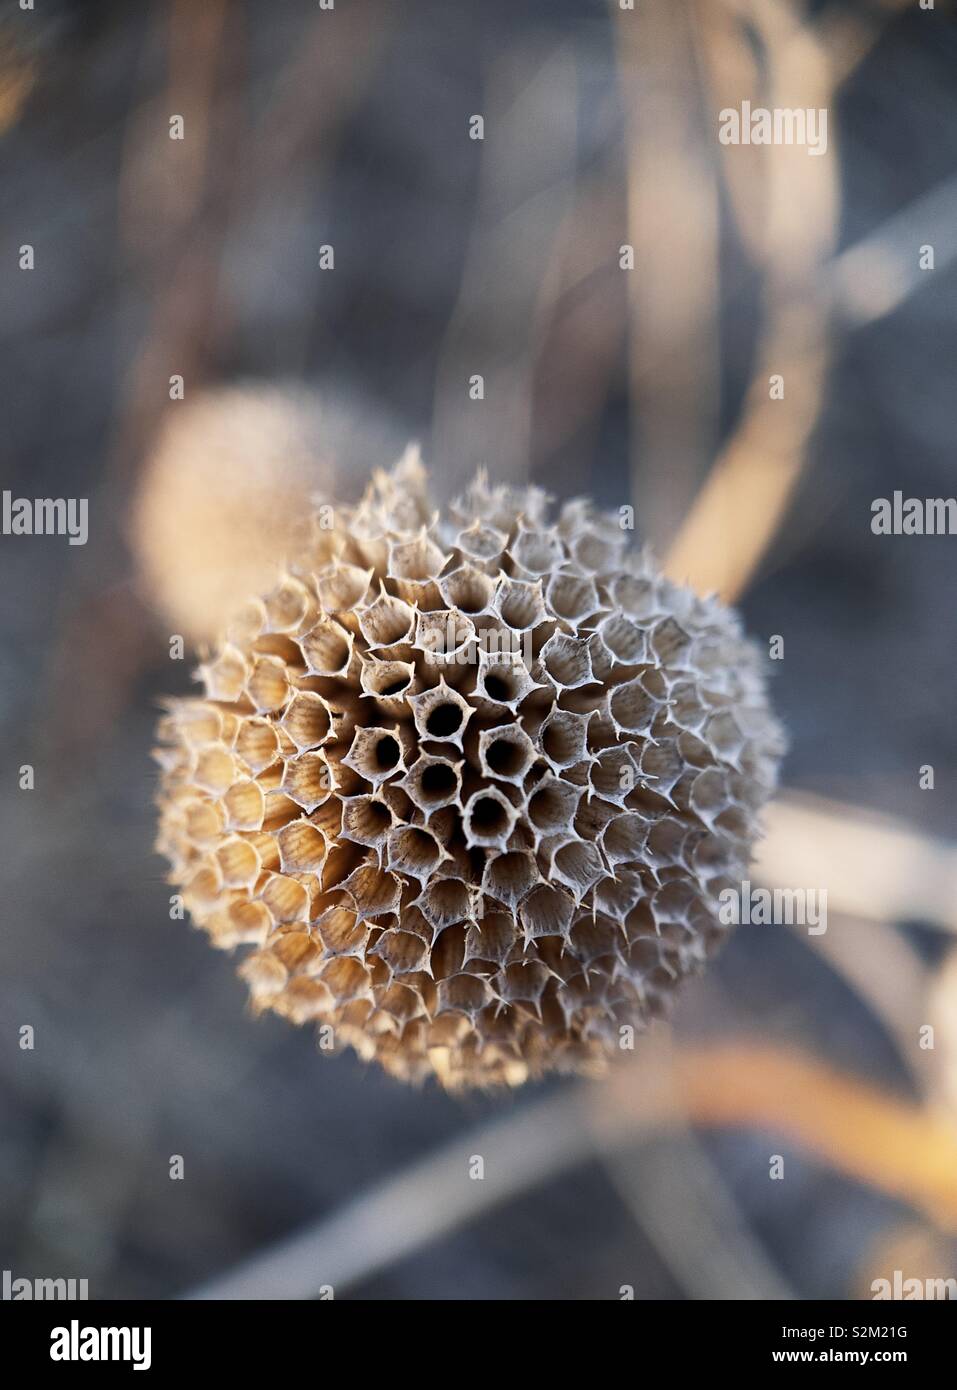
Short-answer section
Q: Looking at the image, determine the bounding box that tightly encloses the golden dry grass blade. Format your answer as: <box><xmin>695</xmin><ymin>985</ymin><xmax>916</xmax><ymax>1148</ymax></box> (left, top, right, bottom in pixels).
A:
<box><xmin>663</xmin><ymin>0</ymin><xmax>839</xmax><ymax>600</ymax></box>
<box><xmin>664</xmin><ymin>0</ymin><xmax>921</xmax><ymax>603</ymax></box>
<box><xmin>672</xmin><ymin>1045</ymin><xmax>957</xmax><ymax>1230</ymax></box>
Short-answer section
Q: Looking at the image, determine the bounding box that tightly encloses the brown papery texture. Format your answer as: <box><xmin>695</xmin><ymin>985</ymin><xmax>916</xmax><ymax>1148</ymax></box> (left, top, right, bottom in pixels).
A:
<box><xmin>154</xmin><ymin>455</ymin><xmax>784</xmax><ymax>1088</ymax></box>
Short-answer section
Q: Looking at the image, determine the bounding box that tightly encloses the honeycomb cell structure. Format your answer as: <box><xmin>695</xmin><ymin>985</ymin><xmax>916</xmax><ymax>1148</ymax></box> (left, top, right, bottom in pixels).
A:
<box><xmin>155</xmin><ymin>455</ymin><xmax>784</xmax><ymax>1088</ymax></box>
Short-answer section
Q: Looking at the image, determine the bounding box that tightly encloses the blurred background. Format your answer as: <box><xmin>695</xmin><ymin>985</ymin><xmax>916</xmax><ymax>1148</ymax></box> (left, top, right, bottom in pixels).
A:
<box><xmin>2</xmin><ymin>0</ymin><xmax>957</xmax><ymax>1300</ymax></box>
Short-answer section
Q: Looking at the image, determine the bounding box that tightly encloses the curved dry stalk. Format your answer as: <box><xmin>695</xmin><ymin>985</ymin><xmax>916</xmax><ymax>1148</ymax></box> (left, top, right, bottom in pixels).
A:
<box><xmin>601</xmin><ymin>1042</ymin><xmax>957</xmax><ymax>1233</ymax></box>
<box><xmin>613</xmin><ymin>0</ymin><xmax>721</xmax><ymax>548</ymax></box>
<box><xmin>661</xmin><ymin>306</ymin><xmax>828</xmax><ymax>601</ymax></box>
<box><xmin>603</xmin><ymin>1135</ymin><xmax>796</xmax><ymax>1301</ymax></box>
<box><xmin>669</xmin><ymin>1045</ymin><xmax>957</xmax><ymax>1230</ymax></box>
<box><xmin>600</xmin><ymin>1052</ymin><xmax>797</xmax><ymax>1305</ymax></box>
<box><xmin>661</xmin><ymin>0</ymin><xmax>918</xmax><ymax>604</ymax></box>
<box><xmin>186</xmin><ymin>1087</ymin><xmax>591</xmax><ymax>1300</ymax></box>
<box><xmin>757</xmin><ymin>792</ymin><xmax>957</xmax><ymax>936</ymax></box>
<box><xmin>663</xmin><ymin>0</ymin><xmax>839</xmax><ymax>601</ymax></box>
<box><xmin>831</xmin><ymin>174</ymin><xmax>957</xmax><ymax>327</ymax></box>
<box><xmin>759</xmin><ymin>793</ymin><xmax>957</xmax><ymax>1098</ymax></box>
<box><xmin>430</xmin><ymin>44</ymin><xmax>580</xmax><ymax>499</ymax></box>
<box><xmin>186</xmin><ymin>1040</ymin><xmax>957</xmax><ymax>1299</ymax></box>
<box><xmin>806</xmin><ymin>915</ymin><xmax>933</xmax><ymax>1091</ymax></box>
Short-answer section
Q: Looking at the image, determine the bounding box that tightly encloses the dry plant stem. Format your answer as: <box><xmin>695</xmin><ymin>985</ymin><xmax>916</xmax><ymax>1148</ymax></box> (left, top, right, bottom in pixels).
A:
<box><xmin>664</xmin><ymin>0</ymin><xmax>921</xmax><ymax>604</ymax></box>
<box><xmin>600</xmin><ymin>1045</ymin><xmax>957</xmax><ymax>1236</ymax></box>
<box><xmin>0</xmin><ymin>39</ymin><xmax>36</xmax><ymax>134</ymax></box>
<box><xmin>929</xmin><ymin>951</ymin><xmax>957</xmax><ymax>1118</ymax></box>
<box><xmin>662</xmin><ymin>308</ymin><xmax>828</xmax><ymax>602</ymax></box>
<box><xmin>664</xmin><ymin>0</ymin><xmax>838</xmax><ymax>602</ymax></box>
<box><xmin>668</xmin><ymin>166</ymin><xmax>957</xmax><ymax>602</ymax></box>
<box><xmin>613</xmin><ymin>0</ymin><xmax>721</xmax><ymax>549</ymax></box>
<box><xmin>758</xmin><ymin>792</ymin><xmax>957</xmax><ymax>936</ymax></box>
<box><xmin>807</xmin><ymin>915</ymin><xmax>932</xmax><ymax>1091</ymax></box>
<box><xmin>603</xmin><ymin>1129</ymin><xmax>796</xmax><ymax>1299</ymax></box>
<box><xmin>187</xmin><ymin>1088</ymin><xmax>590</xmax><ymax>1300</ymax></box>
<box><xmin>668</xmin><ymin>1046</ymin><xmax>957</xmax><ymax>1231</ymax></box>
<box><xmin>45</xmin><ymin>5</ymin><xmax>397</xmax><ymax>763</ymax></box>
<box><xmin>187</xmin><ymin>1041</ymin><xmax>957</xmax><ymax>1299</ymax></box>
<box><xmin>819</xmin><ymin>0</ymin><xmax>921</xmax><ymax>91</ymax></box>
<box><xmin>431</xmin><ymin>45</ymin><xmax>579</xmax><ymax>497</ymax></box>
<box><xmin>760</xmin><ymin>795</ymin><xmax>953</xmax><ymax>1094</ymax></box>
<box><xmin>831</xmin><ymin>174</ymin><xmax>957</xmax><ymax>328</ymax></box>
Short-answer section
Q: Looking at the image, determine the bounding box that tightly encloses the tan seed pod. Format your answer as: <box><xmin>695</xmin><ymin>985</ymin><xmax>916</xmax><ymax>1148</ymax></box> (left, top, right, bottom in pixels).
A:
<box><xmin>154</xmin><ymin>461</ymin><xmax>784</xmax><ymax>1088</ymax></box>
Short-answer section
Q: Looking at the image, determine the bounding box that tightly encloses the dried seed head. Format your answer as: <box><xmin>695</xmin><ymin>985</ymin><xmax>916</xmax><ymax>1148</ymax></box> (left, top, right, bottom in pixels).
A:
<box><xmin>154</xmin><ymin>459</ymin><xmax>784</xmax><ymax>1089</ymax></box>
<box><xmin>133</xmin><ymin>387</ymin><xmax>327</xmax><ymax>644</ymax></box>
<box><xmin>133</xmin><ymin>386</ymin><xmax>408</xmax><ymax>643</ymax></box>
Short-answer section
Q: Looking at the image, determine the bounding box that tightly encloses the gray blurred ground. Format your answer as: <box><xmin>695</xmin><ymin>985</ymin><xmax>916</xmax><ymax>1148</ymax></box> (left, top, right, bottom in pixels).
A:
<box><xmin>1</xmin><ymin>0</ymin><xmax>957</xmax><ymax>1299</ymax></box>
